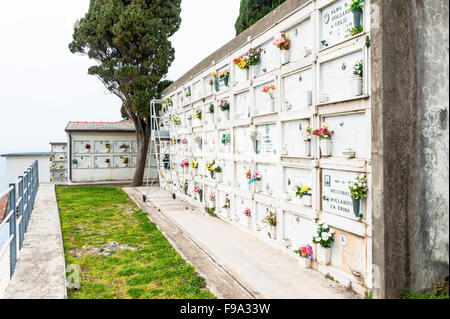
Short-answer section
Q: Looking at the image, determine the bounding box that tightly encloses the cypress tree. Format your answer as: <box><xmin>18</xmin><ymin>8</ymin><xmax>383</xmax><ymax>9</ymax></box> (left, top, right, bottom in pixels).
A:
<box><xmin>235</xmin><ymin>0</ymin><xmax>287</xmax><ymax>35</ymax></box>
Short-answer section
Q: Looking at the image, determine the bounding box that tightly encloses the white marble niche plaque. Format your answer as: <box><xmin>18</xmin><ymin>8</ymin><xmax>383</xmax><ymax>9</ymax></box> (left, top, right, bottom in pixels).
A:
<box><xmin>282</xmin><ymin>119</ymin><xmax>312</xmax><ymax>157</ymax></box>
<box><xmin>283</xmin><ymin>69</ymin><xmax>312</xmax><ymax>111</ymax></box>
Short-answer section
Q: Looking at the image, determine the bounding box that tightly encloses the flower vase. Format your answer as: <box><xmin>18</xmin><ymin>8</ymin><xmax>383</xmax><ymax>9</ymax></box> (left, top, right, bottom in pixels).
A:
<box><xmin>353</xmin><ymin>198</ymin><xmax>363</xmax><ymax>218</ymax></box>
<box><xmin>210</xmin><ymin>171</ymin><xmax>215</xmax><ymax>180</ymax></box>
<box><xmin>301</xmin><ymin>194</ymin><xmax>312</xmax><ymax>207</ymax></box>
<box><xmin>246</xmin><ymin>216</ymin><xmax>252</xmax><ymax>228</ymax></box>
<box><xmin>351</xmin><ymin>75</ymin><xmax>363</xmax><ymax>96</ymax></box>
<box><xmin>250</xmin><ymin>65</ymin><xmax>258</xmax><ymax>78</ymax></box>
<box><xmin>297</xmin><ymin>257</ymin><xmax>311</xmax><ymax>269</ymax></box>
<box><xmin>268</xmin><ymin>225</ymin><xmax>276</xmax><ymax>239</ymax></box>
<box><xmin>303</xmin><ymin>140</ymin><xmax>311</xmax><ymax>157</ymax></box>
<box><xmin>255</xmin><ymin>180</ymin><xmax>262</xmax><ymax>193</ymax></box>
<box><xmin>73</xmin><ymin>164</ymin><xmax>78</xmax><ymax>169</ymax></box>
<box><xmin>224</xmin><ymin>77</ymin><xmax>229</xmax><ymax>87</ymax></box>
<box><xmin>316</xmin><ymin>246</ymin><xmax>331</xmax><ymax>265</ymax></box>
<box><xmin>215</xmin><ymin>172</ymin><xmax>223</xmax><ymax>183</ymax></box>
<box><xmin>269</xmin><ymin>98</ymin><xmax>275</xmax><ymax>113</ymax></box>
<box><xmin>246</xmin><ymin>182</ymin><xmax>252</xmax><ymax>192</ymax></box>
<box><xmin>280</xmin><ymin>50</ymin><xmax>290</xmax><ymax>65</ymax></box>
<box><xmin>214</xmin><ymin>76</ymin><xmax>220</xmax><ymax>92</ymax></box>
<box><xmin>183</xmin><ymin>167</ymin><xmax>188</xmax><ymax>175</ymax></box>
<box><xmin>352</xmin><ymin>8</ymin><xmax>363</xmax><ymax>28</ymax></box>
<box><xmin>320</xmin><ymin>139</ymin><xmax>333</xmax><ymax>157</ymax></box>
<box><xmin>302</xmin><ymin>90</ymin><xmax>313</xmax><ymax>107</ymax></box>
<box><xmin>224</xmin><ymin>109</ymin><xmax>230</xmax><ymax>121</ymax></box>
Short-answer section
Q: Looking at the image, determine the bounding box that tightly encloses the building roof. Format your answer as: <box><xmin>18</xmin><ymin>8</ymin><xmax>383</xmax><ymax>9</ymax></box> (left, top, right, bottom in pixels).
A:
<box><xmin>65</xmin><ymin>121</ymin><xmax>136</xmax><ymax>132</ymax></box>
<box><xmin>1</xmin><ymin>152</ymin><xmax>52</xmax><ymax>158</ymax></box>
<box><xmin>162</xmin><ymin>0</ymin><xmax>307</xmax><ymax>96</ymax></box>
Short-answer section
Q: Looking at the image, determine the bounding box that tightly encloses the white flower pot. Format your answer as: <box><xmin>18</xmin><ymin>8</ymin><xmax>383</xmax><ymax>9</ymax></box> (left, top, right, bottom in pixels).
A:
<box><xmin>351</xmin><ymin>75</ymin><xmax>363</xmax><ymax>96</ymax></box>
<box><xmin>207</xmin><ymin>112</ymin><xmax>214</xmax><ymax>123</ymax></box>
<box><xmin>283</xmin><ymin>102</ymin><xmax>292</xmax><ymax>112</ymax></box>
<box><xmin>250</xmin><ymin>65</ymin><xmax>258</xmax><ymax>78</ymax></box>
<box><xmin>246</xmin><ymin>216</ymin><xmax>252</xmax><ymax>228</ymax></box>
<box><xmin>183</xmin><ymin>167</ymin><xmax>188</xmax><ymax>174</ymax></box>
<box><xmin>282</xmin><ymin>192</ymin><xmax>291</xmax><ymax>201</ymax></box>
<box><xmin>73</xmin><ymin>164</ymin><xmax>78</xmax><ymax>169</ymax></box>
<box><xmin>255</xmin><ymin>180</ymin><xmax>262</xmax><ymax>193</ymax></box>
<box><xmin>269</xmin><ymin>98</ymin><xmax>275</xmax><ymax>113</ymax></box>
<box><xmin>297</xmin><ymin>257</ymin><xmax>311</xmax><ymax>269</ymax></box>
<box><xmin>303</xmin><ymin>140</ymin><xmax>311</xmax><ymax>157</ymax></box>
<box><xmin>318</xmin><ymin>92</ymin><xmax>329</xmax><ymax>103</ymax></box>
<box><xmin>302</xmin><ymin>91</ymin><xmax>312</xmax><ymax>107</ymax></box>
<box><xmin>280</xmin><ymin>50</ymin><xmax>290</xmax><ymax>65</ymax></box>
<box><xmin>224</xmin><ymin>109</ymin><xmax>230</xmax><ymax>121</ymax></box>
<box><xmin>301</xmin><ymin>194</ymin><xmax>312</xmax><ymax>207</ymax></box>
<box><xmin>320</xmin><ymin>139</ymin><xmax>333</xmax><ymax>157</ymax></box>
<box><xmin>215</xmin><ymin>172</ymin><xmax>223</xmax><ymax>183</ymax></box>
<box><xmin>246</xmin><ymin>182</ymin><xmax>252</xmax><ymax>192</ymax></box>
<box><xmin>268</xmin><ymin>225</ymin><xmax>276</xmax><ymax>239</ymax></box>
<box><xmin>303</xmin><ymin>48</ymin><xmax>312</xmax><ymax>57</ymax></box>
<box><xmin>317</xmin><ymin>246</ymin><xmax>332</xmax><ymax>265</ymax></box>
<box><xmin>281</xmin><ymin>145</ymin><xmax>288</xmax><ymax>156</ymax></box>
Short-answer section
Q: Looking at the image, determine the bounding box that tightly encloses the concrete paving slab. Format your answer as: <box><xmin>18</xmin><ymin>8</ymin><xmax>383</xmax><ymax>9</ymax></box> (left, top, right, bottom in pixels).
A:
<box><xmin>128</xmin><ymin>187</ymin><xmax>359</xmax><ymax>299</ymax></box>
<box><xmin>3</xmin><ymin>183</ymin><xmax>66</xmax><ymax>299</ymax></box>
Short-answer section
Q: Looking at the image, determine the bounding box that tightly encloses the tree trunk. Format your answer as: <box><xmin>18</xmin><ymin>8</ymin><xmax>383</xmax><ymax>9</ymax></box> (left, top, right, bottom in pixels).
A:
<box><xmin>133</xmin><ymin>121</ymin><xmax>151</xmax><ymax>186</ymax></box>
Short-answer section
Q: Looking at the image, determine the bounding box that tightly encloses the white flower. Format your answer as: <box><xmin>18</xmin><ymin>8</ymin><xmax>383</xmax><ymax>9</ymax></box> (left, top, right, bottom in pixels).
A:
<box><xmin>317</xmin><ymin>221</ymin><xmax>323</xmax><ymax>226</ymax></box>
<box><xmin>330</xmin><ymin>228</ymin><xmax>335</xmax><ymax>234</ymax></box>
<box><xmin>314</xmin><ymin>232</ymin><xmax>320</xmax><ymax>238</ymax></box>
<box><xmin>322</xmin><ymin>223</ymin><xmax>328</xmax><ymax>229</ymax></box>
<box><xmin>315</xmin><ymin>237</ymin><xmax>321</xmax><ymax>242</ymax></box>
<box><xmin>359</xmin><ymin>174</ymin><xmax>365</xmax><ymax>179</ymax></box>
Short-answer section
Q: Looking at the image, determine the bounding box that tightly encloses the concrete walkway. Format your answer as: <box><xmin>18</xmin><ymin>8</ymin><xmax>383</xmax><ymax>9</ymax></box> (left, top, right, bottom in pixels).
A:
<box><xmin>3</xmin><ymin>183</ymin><xmax>66</xmax><ymax>299</ymax></box>
<box><xmin>126</xmin><ymin>187</ymin><xmax>358</xmax><ymax>299</ymax></box>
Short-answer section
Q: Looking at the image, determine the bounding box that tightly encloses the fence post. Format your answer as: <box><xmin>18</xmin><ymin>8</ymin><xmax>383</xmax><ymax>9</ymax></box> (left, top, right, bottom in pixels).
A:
<box><xmin>23</xmin><ymin>170</ymin><xmax>29</xmax><ymax>231</ymax></box>
<box><xmin>8</xmin><ymin>183</ymin><xmax>17</xmax><ymax>278</ymax></box>
<box><xmin>17</xmin><ymin>176</ymin><xmax>24</xmax><ymax>249</ymax></box>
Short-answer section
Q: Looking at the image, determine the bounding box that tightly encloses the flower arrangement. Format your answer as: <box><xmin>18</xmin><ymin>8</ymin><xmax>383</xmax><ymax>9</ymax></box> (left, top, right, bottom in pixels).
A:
<box><xmin>313</xmin><ymin>123</ymin><xmax>334</xmax><ymax>139</ymax></box>
<box><xmin>119</xmin><ymin>143</ymin><xmax>129</xmax><ymax>150</ymax></box>
<box><xmin>193</xmin><ymin>109</ymin><xmax>202</xmax><ymax>120</ymax></box>
<box><xmin>206</xmin><ymin>160</ymin><xmax>222</xmax><ymax>173</ymax></box>
<box><xmin>233</xmin><ymin>48</ymin><xmax>264</xmax><ymax>70</ymax></box>
<box><xmin>209</xmin><ymin>192</ymin><xmax>216</xmax><ymax>202</ymax></box>
<box><xmin>262</xmin><ymin>211</ymin><xmax>277</xmax><ymax>226</ymax></box>
<box><xmin>208</xmin><ymin>104</ymin><xmax>215</xmax><ymax>114</ymax></box>
<box><xmin>353</xmin><ymin>60</ymin><xmax>363</xmax><ymax>77</ymax></box>
<box><xmin>221</xmin><ymin>133</ymin><xmax>230</xmax><ymax>145</ymax></box>
<box><xmin>348</xmin><ymin>174</ymin><xmax>368</xmax><ymax>200</ymax></box>
<box><xmin>181</xmin><ymin>138</ymin><xmax>188</xmax><ymax>144</ymax></box>
<box><xmin>245</xmin><ymin>48</ymin><xmax>264</xmax><ymax>66</ymax></box>
<box><xmin>123</xmin><ymin>157</ymin><xmax>128</xmax><ymax>164</ymax></box>
<box><xmin>301</xmin><ymin>126</ymin><xmax>312</xmax><ymax>141</ymax></box>
<box><xmin>105</xmin><ymin>158</ymin><xmax>110</xmax><ymax>164</ymax></box>
<box><xmin>105</xmin><ymin>142</ymin><xmax>111</xmax><ymax>149</ymax></box>
<box><xmin>262</xmin><ymin>84</ymin><xmax>276</xmax><ymax>99</ymax></box>
<box><xmin>348</xmin><ymin>0</ymin><xmax>365</xmax><ymax>10</ymax></box>
<box><xmin>246</xmin><ymin>169</ymin><xmax>261</xmax><ymax>184</ymax></box>
<box><xmin>185</xmin><ymin>88</ymin><xmax>191</xmax><ymax>97</ymax></box>
<box><xmin>294</xmin><ymin>245</ymin><xmax>314</xmax><ymax>260</ymax></box>
<box><xmin>273</xmin><ymin>33</ymin><xmax>291</xmax><ymax>50</ymax></box>
<box><xmin>218</xmin><ymin>69</ymin><xmax>229</xmax><ymax>81</ymax></box>
<box><xmin>189</xmin><ymin>160</ymin><xmax>198</xmax><ymax>169</ymax></box>
<box><xmin>166</xmin><ymin>97</ymin><xmax>173</xmax><ymax>106</ymax></box>
<box><xmin>72</xmin><ymin>159</ymin><xmax>78</xmax><ymax>165</ymax></box>
<box><xmin>312</xmin><ymin>222</ymin><xmax>335</xmax><ymax>248</ymax></box>
<box><xmin>243</xmin><ymin>208</ymin><xmax>251</xmax><ymax>217</ymax></box>
<box><xmin>219</xmin><ymin>100</ymin><xmax>230</xmax><ymax>112</ymax></box>
<box><xmin>223</xmin><ymin>194</ymin><xmax>231</xmax><ymax>209</ymax></box>
<box><xmin>173</xmin><ymin>116</ymin><xmax>181</xmax><ymax>125</ymax></box>
<box><xmin>295</xmin><ymin>185</ymin><xmax>311</xmax><ymax>199</ymax></box>
<box><xmin>181</xmin><ymin>160</ymin><xmax>189</xmax><ymax>168</ymax></box>
<box><xmin>85</xmin><ymin>144</ymin><xmax>91</xmax><ymax>149</ymax></box>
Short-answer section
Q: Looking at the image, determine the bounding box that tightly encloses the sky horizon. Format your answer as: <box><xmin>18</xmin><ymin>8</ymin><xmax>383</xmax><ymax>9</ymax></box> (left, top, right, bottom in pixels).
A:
<box><xmin>0</xmin><ymin>0</ymin><xmax>240</xmax><ymax>189</ymax></box>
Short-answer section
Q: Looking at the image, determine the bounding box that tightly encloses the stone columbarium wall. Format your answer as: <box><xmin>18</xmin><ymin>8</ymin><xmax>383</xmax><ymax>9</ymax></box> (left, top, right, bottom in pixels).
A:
<box><xmin>161</xmin><ymin>0</ymin><xmax>372</xmax><ymax>296</ymax></box>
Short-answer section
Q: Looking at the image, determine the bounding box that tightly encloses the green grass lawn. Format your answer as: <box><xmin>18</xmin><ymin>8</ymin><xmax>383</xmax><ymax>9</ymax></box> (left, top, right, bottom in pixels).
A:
<box><xmin>56</xmin><ymin>186</ymin><xmax>215</xmax><ymax>299</ymax></box>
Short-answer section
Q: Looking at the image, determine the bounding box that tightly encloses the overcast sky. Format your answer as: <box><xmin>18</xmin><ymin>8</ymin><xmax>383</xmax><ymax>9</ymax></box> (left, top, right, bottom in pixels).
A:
<box><xmin>0</xmin><ymin>0</ymin><xmax>240</xmax><ymax>154</ymax></box>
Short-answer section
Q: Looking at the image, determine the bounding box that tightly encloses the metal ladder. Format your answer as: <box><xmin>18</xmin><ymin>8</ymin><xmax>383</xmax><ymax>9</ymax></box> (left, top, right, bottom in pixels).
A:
<box><xmin>143</xmin><ymin>98</ymin><xmax>180</xmax><ymax>203</ymax></box>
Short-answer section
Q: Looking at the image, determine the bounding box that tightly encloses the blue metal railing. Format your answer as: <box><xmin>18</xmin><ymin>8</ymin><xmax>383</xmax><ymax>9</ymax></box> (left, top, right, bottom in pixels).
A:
<box><xmin>0</xmin><ymin>160</ymin><xmax>39</xmax><ymax>278</ymax></box>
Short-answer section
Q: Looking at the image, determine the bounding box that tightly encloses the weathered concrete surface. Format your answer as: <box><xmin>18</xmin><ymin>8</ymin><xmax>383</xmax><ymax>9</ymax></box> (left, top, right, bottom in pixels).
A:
<box><xmin>371</xmin><ymin>0</ymin><xmax>449</xmax><ymax>298</ymax></box>
<box><xmin>126</xmin><ymin>187</ymin><xmax>358</xmax><ymax>299</ymax></box>
<box><xmin>3</xmin><ymin>183</ymin><xmax>66</xmax><ymax>299</ymax></box>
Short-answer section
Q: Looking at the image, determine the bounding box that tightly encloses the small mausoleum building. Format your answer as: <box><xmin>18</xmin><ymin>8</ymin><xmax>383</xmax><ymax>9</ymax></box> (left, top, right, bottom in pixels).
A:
<box><xmin>65</xmin><ymin>121</ymin><xmax>157</xmax><ymax>183</ymax></box>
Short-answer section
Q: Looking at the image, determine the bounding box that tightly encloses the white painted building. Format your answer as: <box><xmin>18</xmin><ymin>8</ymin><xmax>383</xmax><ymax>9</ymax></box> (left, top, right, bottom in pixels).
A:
<box><xmin>1</xmin><ymin>152</ymin><xmax>51</xmax><ymax>185</ymax></box>
<box><xmin>65</xmin><ymin>121</ymin><xmax>158</xmax><ymax>183</ymax></box>
<box><xmin>159</xmin><ymin>0</ymin><xmax>373</xmax><ymax>295</ymax></box>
